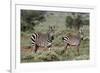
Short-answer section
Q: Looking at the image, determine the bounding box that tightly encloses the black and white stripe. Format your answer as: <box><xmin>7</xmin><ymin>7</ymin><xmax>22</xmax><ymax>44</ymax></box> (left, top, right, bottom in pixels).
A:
<box><xmin>31</xmin><ymin>33</ymin><xmax>38</xmax><ymax>46</ymax></box>
<box><xmin>62</xmin><ymin>36</ymin><xmax>69</xmax><ymax>42</ymax></box>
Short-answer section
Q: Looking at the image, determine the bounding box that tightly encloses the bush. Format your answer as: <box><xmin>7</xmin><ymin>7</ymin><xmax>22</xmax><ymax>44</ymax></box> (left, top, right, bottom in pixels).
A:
<box><xmin>21</xmin><ymin>10</ymin><xmax>46</xmax><ymax>32</ymax></box>
<box><xmin>34</xmin><ymin>51</ymin><xmax>60</xmax><ymax>62</ymax></box>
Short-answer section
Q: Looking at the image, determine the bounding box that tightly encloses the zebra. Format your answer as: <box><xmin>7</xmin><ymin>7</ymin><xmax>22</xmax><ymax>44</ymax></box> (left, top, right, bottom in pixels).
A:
<box><xmin>31</xmin><ymin>26</ymin><xmax>55</xmax><ymax>53</ymax></box>
<box><xmin>62</xmin><ymin>30</ymin><xmax>83</xmax><ymax>55</ymax></box>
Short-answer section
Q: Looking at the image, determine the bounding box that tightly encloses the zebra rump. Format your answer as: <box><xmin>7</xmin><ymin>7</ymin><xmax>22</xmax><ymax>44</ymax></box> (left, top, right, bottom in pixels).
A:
<box><xmin>31</xmin><ymin>33</ymin><xmax>38</xmax><ymax>46</ymax></box>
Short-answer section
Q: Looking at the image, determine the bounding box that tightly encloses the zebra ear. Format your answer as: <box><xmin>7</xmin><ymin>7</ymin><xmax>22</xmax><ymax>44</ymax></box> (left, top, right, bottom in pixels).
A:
<box><xmin>48</xmin><ymin>25</ymin><xmax>55</xmax><ymax>32</ymax></box>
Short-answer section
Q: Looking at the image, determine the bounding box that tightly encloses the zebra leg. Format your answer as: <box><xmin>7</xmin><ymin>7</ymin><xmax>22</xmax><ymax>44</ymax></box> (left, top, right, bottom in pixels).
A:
<box><xmin>64</xmin><ymin>44</ymin><xmax>70</xmax><ymax>56</ymax></box>
<box><xmin>76</xmin><ymin>45</ymin><xmax>80</xmax><ymax>56</ymax></box>
<box><xmin>31</xmin><ymin>46</ymin><xmax>35</xmax><ymax>54</ymax></box>
<box><xmin>65</xmin><ymin>45</ymin><xmax>68</xmax><ymax>51</ymax></box>
<box><xmin>34</xmin><ymin>45</ymin><xmax>38</xmax><ymax>53</ymax></box>
<box><xmin>65</xmin><ymin>44</ymin><xmax>69</xmax><ymax>51</ymax></box>
<box><xmin>63</xmin><ymin>44</ymin><xmax>68</xmax><ymax>53</ymax></box>
<box><xmin>48</xmin><ymin>47</ymin><xmax>51</xmax><ymax>51</ymax></box>
<box><xmin>47</xmin><ymin>43</ymin><xmax>52</xmax><ymax>51</ymax></box>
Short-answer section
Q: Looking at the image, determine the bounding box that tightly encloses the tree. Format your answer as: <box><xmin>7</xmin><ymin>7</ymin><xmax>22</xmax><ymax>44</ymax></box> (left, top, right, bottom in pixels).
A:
<box><xmin>65</xmin><ymin>13</ymin><xmax>89</xmax><ymax>31</ymax></box>
<box><xmin>21</xmin><ymin>10</ymin><xmax>46</xmax><ymax>32</ymax></box>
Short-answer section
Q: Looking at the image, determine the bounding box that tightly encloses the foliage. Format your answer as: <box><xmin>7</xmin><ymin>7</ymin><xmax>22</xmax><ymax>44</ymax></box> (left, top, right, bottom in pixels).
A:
<box><xmin>65</xmin><ymin>13</ymin><xmax>89</xmax><ymax>30</ymax></box>
<box><xmin>21</xmin><ymin>10</ymin><xmax>46</xmax><ymax>32</ymax></box>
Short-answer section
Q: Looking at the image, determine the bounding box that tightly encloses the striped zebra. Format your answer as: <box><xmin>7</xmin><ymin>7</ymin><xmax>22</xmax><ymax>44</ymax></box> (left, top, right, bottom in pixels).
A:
<box><xmin>62</xmin><ymin>30</ymin><xmax>83</xmax><ymax>55</ymax></box>
<box><xmin>31</xmin><ymin>26</ymin><xmax>55</xmax><ymax>53</ymax></box>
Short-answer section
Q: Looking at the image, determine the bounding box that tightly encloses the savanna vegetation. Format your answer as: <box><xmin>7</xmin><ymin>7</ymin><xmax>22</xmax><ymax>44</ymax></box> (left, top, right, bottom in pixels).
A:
<box><xmin>21</xmin><ymin>10</ymin><xmax>89</xmax><ymax>63</ymax></box>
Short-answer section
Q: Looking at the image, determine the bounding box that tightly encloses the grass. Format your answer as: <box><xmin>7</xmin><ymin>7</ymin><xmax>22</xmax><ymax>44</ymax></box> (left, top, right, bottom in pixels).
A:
<box><xmin>21</xmin><ymin>39</ymin><xmax>89</xmax><ymax>63</ymax></box>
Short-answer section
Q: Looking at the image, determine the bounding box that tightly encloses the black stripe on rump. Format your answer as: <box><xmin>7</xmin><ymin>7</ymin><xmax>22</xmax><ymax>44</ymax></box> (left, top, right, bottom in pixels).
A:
<box><xmin>32</xmin><ymin>34</ymin><xmax>36</xmax><ymax>40</ymax></box>
<box><xmin>31</xmin><ymin>36</ymin><xmax>35</xmax><ymax>42</ymax></box>
<box><xmin>32</xmin><ymin>42</ymin><xmax>35</xmax><ymax>46</ymax></box>
<box><xmin>64</xmin><ymin>36</ymin><xmax>69</xmax><ymax>41</ymax></box>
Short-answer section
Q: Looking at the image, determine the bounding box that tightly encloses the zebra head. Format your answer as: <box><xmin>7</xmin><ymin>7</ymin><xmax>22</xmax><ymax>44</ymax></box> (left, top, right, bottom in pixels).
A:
<box><xmin>79</xmin><ymin>29</ymin><xmax>84</xmax><ymax>40</ymax></box>
<box><xmin>47</xmin><ymin>26</ymin><xmax>55</xmax><ymax>42</ymax></box>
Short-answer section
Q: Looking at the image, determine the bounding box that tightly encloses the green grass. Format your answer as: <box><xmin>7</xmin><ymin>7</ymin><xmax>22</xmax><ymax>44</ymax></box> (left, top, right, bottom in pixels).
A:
<box><xmin>21</xmin><ymin>38</ymin><xmax>89</xmax><ymax>63</ymax></box>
